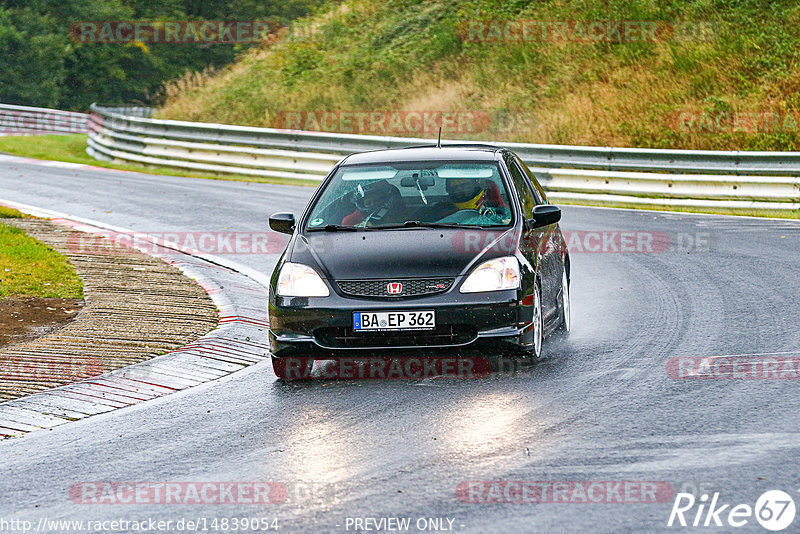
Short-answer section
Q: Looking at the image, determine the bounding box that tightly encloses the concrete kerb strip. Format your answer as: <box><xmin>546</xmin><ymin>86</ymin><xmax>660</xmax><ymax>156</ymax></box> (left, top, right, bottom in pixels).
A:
<box><xmin>0</xmin><ymin>217</ymin><xmax>219</xmax><ymax>402</ymax></box>
<box><xmin>0</xmin><ymin>198</ymin><xmax>274</xmax><ymax>439</ymax></box>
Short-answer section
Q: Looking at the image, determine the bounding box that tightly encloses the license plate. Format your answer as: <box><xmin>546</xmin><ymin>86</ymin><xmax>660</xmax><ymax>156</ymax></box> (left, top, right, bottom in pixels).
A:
<box><xmin>353</xmin><ymin>310</ymin><xmax>435</xmax><ymax>331</ymax></box>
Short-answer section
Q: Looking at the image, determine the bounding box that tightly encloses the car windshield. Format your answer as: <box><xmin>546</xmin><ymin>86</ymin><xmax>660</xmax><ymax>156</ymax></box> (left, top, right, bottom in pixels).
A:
<box><xmin>305</xmin><ymin>161</ymin><xmax>514</xmax><ymax>230</ymax></box>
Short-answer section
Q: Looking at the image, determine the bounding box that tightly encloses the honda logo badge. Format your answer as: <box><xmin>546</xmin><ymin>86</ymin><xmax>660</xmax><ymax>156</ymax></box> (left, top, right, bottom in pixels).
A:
<box><xmin>387</xmin><ymin>282</ymin><xmax>403</xmax><ymax>294</ymax></box>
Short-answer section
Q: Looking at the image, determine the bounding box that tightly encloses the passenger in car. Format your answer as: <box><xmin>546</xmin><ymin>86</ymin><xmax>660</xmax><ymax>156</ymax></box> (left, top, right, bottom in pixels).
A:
<box><xmin>341</xmin><ymin>179</ymin><xmax>406</xmax><ymax>226</ymax></box>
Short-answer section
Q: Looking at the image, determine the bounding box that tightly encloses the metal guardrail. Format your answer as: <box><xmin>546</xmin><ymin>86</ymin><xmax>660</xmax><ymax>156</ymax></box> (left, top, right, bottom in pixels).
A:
<box><xmin>0</xmin><ymin>103</ymin><xmax>89</xmax><ymax>136</ymax></box>
<box><xmin>89</xmin><ymin>105</ymin><xmax>800</xmax><ymax>175</ymax></box>
<box><xmin>79</xmin><ymin>104</ymin><xmax>797</xmax><ymax>212</ymax></box>
<box><xmin>531</xmin><ymin>169</ymin><xmax>799</xmax><ymax>211</ymax></box>
<box><xmin>87</xmin><ymin>105</ymin><xmax>340</xmax><ymax>182</ymax></box>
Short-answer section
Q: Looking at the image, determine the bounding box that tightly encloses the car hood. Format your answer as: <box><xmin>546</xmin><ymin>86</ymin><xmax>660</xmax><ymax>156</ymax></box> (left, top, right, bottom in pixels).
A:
<box><xmin>290</xmin><ymin>228</ymin><xmax>518</xmax><ymax>280</ymax></box>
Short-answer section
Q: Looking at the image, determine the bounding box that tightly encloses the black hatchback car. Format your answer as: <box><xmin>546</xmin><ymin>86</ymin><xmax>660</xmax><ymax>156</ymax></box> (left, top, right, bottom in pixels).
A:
<box><xmin>268</xmin><ymin>145</ymin><xmax>570</xmax><ymax>379</ymax></box>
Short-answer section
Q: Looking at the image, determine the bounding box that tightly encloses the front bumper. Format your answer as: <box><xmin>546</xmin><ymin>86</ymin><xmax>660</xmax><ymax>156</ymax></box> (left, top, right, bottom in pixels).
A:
<box><xmin>269</xmin><ymin>288</ymin><xmax>533</xmax><ymax>357</ymax></box>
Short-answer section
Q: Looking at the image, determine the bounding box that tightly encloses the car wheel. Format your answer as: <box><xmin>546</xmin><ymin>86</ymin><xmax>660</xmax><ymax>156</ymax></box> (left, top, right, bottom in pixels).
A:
<box><xmin>271</xmin><ymin>355</ymin><xmax>313</xmax><ymax>381</ymax></box>
<box><xmin>510</xmin><ymin>280</ymin><xmax>543</xmax><ymax>360</ymax></box>
<box><xmin>557</xmin><ymin>268</ymin><xmax>570</xmax><ymax>334</ymax></box>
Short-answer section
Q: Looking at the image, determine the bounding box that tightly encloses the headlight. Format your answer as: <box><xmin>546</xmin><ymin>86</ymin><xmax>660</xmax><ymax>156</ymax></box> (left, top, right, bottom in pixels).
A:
<box><xmin>276</xmin><ymin>262</ymin><xmax>329</xmax><ymax>297</ymax></box>
<box><xmin>460</xmin><ymin>256</ymin><xmax>520</xmax><ymax>293</ymax></box>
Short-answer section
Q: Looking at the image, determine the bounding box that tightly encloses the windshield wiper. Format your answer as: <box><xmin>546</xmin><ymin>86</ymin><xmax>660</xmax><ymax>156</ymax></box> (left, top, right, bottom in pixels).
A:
<box><xmin>307</xmin><ymin>224</ymin><xmax>361</xmax><ymax>232</ymax></box>
<box><xmin>365</xmin><ymin>220</ymin><xmax>485</xmax><ymax>230</ymax></box>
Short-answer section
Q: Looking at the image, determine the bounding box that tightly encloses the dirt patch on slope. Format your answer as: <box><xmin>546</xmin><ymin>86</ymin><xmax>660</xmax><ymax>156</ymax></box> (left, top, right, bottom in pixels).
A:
<box><xmin>0</xmin><ymin>298</ymin><xmax>84</xmax><ymax>348</ymax></box>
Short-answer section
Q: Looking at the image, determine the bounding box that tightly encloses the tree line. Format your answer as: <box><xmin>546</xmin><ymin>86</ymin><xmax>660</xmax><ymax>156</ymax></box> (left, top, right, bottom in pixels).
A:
<box><xmin>0</xmin><ymin>0</ymin><xmax>326</xmax><ymax>111</ymax></box>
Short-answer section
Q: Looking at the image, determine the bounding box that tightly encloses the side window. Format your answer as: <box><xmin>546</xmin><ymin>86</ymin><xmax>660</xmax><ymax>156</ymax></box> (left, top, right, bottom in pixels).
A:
<box><xmin>515</xmin><ymin>156</ymin><xmax>547</xmax><ymax>204</ymax></box>
<box><xmin>505</xmin><ymin>156</ymin><xmax>537</xmax><ymax>215</ymax></box>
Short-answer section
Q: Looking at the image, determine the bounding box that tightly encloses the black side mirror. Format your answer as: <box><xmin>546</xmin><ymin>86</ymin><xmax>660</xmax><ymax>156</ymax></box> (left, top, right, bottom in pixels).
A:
<box><xmin>525</xmin><ymin>205</ymin><xmax>561</xmax><ymax>230</ymax></box>
<box><xmin>269</xmin><ymin>212</ymin><xmax>296</xmax><ymax>234</ymax></box>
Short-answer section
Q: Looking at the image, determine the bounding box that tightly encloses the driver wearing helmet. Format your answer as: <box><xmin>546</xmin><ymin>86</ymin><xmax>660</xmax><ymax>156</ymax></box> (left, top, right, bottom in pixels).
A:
<box><xmin>446</xmin><ymin>178</ymin><xmax>487</xmax><ymax>211</ymax></box>
<box><xmin>341</xmin><ymin>179</ymin><xmax>405</xmax><ymax>226</ymax></box>
<box><xmin>444</xmin><ymin>178</ymin><xmax>506</xmax><ymax>214</ymax></box>
<box><xmin>418</xmin><ymin>177</ymin><xmax>507</xmax><ymax>221</ymax></box>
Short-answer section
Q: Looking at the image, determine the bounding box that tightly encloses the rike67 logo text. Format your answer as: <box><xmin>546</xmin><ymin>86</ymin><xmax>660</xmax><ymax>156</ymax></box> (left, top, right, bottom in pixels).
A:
<box><xmin>668</xmin><ymin>490</ymin><xmax>796</xmax><ymax>531</ymax></box>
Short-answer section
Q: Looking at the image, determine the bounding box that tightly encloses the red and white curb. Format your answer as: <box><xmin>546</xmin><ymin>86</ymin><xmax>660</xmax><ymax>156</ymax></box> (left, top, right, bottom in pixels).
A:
<box><xmin>0</xmin><ymin>199</ymin><xmax>274</xmax><ymax>439</ymax></box>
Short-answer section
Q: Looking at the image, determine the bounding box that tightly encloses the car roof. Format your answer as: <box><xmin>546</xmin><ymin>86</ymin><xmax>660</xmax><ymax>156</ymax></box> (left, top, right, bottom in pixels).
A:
<box><xmin>340</xmin><ymin>145</ymin><xmax>505</xmax><ymax>165</ymax></box>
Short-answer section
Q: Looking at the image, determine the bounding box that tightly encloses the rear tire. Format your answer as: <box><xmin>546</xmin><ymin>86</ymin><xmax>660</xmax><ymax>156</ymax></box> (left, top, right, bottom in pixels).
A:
<box><xmin>272</xmin><ymin>355</ymin><xmax>313</xmax><ymax>381</ymax></box>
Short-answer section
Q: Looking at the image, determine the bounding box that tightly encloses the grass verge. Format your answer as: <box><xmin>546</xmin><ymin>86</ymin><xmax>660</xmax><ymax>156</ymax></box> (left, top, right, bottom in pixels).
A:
<box><xmin>159</xmin><ymin>0</ymin><xmax>800</xmax><ymax>152</ymax></box>
<box><xmin>0</xmin><ymin>206</ymin><xmax>28</xmax><ymax>218</ymax></box>
<box><xmin>0</xmin><ymin>222</ymin><xmax>83</xmax><ymax>298</ymax></box>
<box><xmin>0</xmin><ymin>134</ymin><xmax>321</xmax><ymax>187</ymax></box>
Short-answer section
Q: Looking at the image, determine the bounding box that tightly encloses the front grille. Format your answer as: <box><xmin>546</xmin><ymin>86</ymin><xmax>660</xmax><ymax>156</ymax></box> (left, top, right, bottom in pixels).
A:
<box><xmin>315</xmin><ymin>325</ymin><xmax>477</xmax><ymax>349</ymax></box>
<box><xmin>337</xmin><ymin>278</ymin><xmax>454</xmax><ymax>298</ymax></box>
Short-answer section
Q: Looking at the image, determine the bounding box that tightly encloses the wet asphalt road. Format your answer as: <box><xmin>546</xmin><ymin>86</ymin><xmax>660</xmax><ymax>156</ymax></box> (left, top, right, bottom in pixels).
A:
<box><xmin>1</xmin><ymin>160</ymin><xmax>800</xmax><ymax>533</ymax></box>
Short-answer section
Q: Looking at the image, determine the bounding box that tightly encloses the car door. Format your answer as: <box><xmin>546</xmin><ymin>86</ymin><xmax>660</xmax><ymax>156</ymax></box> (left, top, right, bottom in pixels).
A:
<box><xmin>509</xmin><ymin>155</ymin><xmax>562</xmax><ymax>324</ymax></box>
<box><xmin>503</xmin><ymin>153</ymin><xmax>554</xmax><ymax>322</ymax></box>
<box><xmin>519</xmin><ymin>157</ymin><xmax>567</xmax><ymax>300</ymax></box>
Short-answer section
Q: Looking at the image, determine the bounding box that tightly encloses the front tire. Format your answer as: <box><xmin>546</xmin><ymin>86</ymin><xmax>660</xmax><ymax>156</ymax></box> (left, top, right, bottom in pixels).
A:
<box><xmin>557</xmin><ymin>267</ymin><xmax>570</xmax><ymax>334</ymax></box>
<box><xmin>531</xmin><ymin>280</ymin><xmax>543</xmax><ymax>358</ymax></box>
<box><xmin>510</xmin><ymin>280</ymin><xmax>543</xmax><ymax>360</ymax></box>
